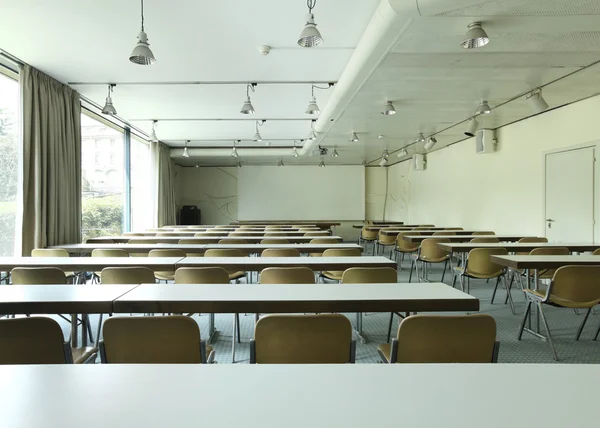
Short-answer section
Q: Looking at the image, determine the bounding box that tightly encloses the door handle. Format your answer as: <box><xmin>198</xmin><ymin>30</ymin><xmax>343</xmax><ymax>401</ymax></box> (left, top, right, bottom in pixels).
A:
<box><xmin>545</xmin><ymin>219</ymin><xmax>555</xmax><ymax>222</ymax></box>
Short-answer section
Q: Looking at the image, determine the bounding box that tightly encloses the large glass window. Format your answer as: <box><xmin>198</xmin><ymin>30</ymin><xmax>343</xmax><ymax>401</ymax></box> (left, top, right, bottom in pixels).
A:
<box><xmin>130</xmin><ymin>136</ymin><xmax>153</xmax><ymax>231</ymax></box>
<box><xmin>0</xmin><ymin>71</ymin><xmax>19</xmax><ymax>256</ymax></box>
<box><xmin>81</xmin><ymin>113</ymin><xmax>124</xmax><ymax>241</ymax></box>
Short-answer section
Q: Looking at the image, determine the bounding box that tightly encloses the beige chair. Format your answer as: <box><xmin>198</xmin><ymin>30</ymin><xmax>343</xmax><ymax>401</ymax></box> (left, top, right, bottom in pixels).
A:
<box><xmin>308</xmin><ymin>237</ymin><xmax>342</xmax><ymax>257</ymax></box>
<box><xmin>122</xmin><ymin>232</ymin><xmax>145</xmax><ymax>237</ymax></box>
<box><xmin>178</xmin><ymin>238</ymin><xmax>207</xmax><ymax>256</ymax></box>
<box><xmin>394</xmin><ymin>232</ymin><xmax>420</xmax><ymax>269</ymax></box>
<box><xmin>445</xmin><ymin>228</ymin><xmax>463</xmax><ymax>231</ymax></box>
<box><xmin>261</xmin><ymin>248</ymin><xmax>300</xmax><ymax>257</ymax></box>
<box><xmin>473</xmin><ymin>231</ymin><xmax>495</xmax><ymax>235</ymax></box>
<box><xmin>409</xmin><ymin>238</ymin><xmax>451</xmax><ymax>283</ymax></box>
<box><xmin>31</xmin><ymin>249</ymin><xmax>76</xmax><ymax>281</ymax></box>
<box><xmin>214</xmin><ymin>225</ymin><xmax>232</xmax><ymax>229</ymax></box>
<box><xmin>174</xmin><ymin>267</ymin><xmax>230</xmax><ymax>284</ymax></box>
<box><xmin>452</xmin><ymin>248</ymin><xmax>514</xmax><ymax>313</ymax></box>
<box><xmin>470</xmin><ymin>237</ymin><xmax>500</xmax><ymax>243</ymax></box>
<box><xmin>259</xmin><ymin>267</ymin><xmax>315</xmax><ymax>284</ymax></box>
<box><xmin>0</xmin><ymin>317</ymin><xmax>75</xmax><ymax>364</ymax></box>
<box><xmin>264</xmin><ymin>232</ymin><xmax>287</xmax><ymax>237</ymax></box>
<box><xmin>359</xmin><ymin>226</ymin><xmax>378</xmax><ymax>255</ymax></box>
<box><xmin>100</xmin><ymin>316</ymin><xmax>213</xmax><ymax>364</ymax></box>
<box><xmin>304</xmin><ymin>231</ymin><xmax>329</xmax><ymax>237</ymax></box>
<box><xmin>260</xmin><ymin>238</ymin><xmax>289</xmax><ymax>244</ymax></box>
<box><xmin>519</xmin><ymin>265</ymin><xmax>600</xmax><ymax>360</ymax></box>
<box><xmin>320</xmin><ymin>248</ymin><xmax>361</xmax><ymax>282</ymax></box>
<box><xmin>376</xmin><ymin>228</ymin><xmax>397</xmax><ymax>257</ymax></box>
<box><xmin>433</xmin><ymin>231</ymin><xmax>455</xmax><ymax>236</ymax></box>
<box><xmin>91</xmin><ymin>249</ymin><xmax>129</xmax><ymax>281</ymax></box>
<box><xmin>87</xmin><ymin>238</ymin><xmax>114</xmax><ymax>243</ymax></box>
<box><xmin>250</xmin><ymin>314</ymin><xmax>355</xmax><ymax>363</ymax></box>
<box><xmin>342</xmin><ymin>267</ymin><xmax>397</xmax><ymax>341</ymax></box>
<box><xmin>204</xmin><ymin>249</ymin><xmax>246</xmax><ymax>282</ymax></box>
<box><xmin>593</xmin><ymin>248</ymin><xmax>600</xmax><ymax>256</ymax></box>
<box><xmin>127</xmin><ymin>238</ymin><xmax>158</xmax><ymax>257</ymax></box>
<box><xmin>148</xmin><ymin>249</ymin><xmax>186</xmax><ymax>281</ymax></box>
<box><xmin>101</xmin><ymin>267</ymin><xmax>156</xmax><ymax>284</ymax></box>
<box><xmin>378</xmin><ymin>314</ymin><xmax>499</xmax><ymax>363</ymax></box>
<box><xmin>11</xmin><ymin>267</ymin><xmax>67</xmax><ymax>285</ymax></box>
<box><xmin>218</xmin><ymin>239</ymin><xmax>248</xmax><ymax>244</ymax></box>
<box><xmin>265</xmin><ymin>225</ymin><xmax>282</xmax><ymax>230</ymax></box>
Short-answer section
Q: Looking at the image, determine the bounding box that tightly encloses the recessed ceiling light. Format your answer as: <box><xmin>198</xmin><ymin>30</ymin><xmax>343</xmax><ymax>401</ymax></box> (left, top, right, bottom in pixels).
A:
<box><xmin>382</xmin><ymin>101</ymin><xmax>396</xmax><ymax>115</ymax></box>
<box><xmin>461</xmin><ymin>22</ymin><xmax>489</xmax><ymax>49</ymax></box>
<box><xmin>298</xmin><ymin>0</ymin><xmax>323</xmax><ymax>47</ymax></box>
<box><xmin>129</xmin><ymin>0</ymin><xmax>156</xmax><ymax>65</ymax></box>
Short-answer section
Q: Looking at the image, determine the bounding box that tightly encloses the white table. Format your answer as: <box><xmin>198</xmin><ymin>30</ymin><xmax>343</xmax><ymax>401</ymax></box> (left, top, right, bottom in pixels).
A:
<box><xmin>0</xmin><ymin>364</ymin><xmax>596</xmax><ymax>428</ymax></box>
<box><xmin>0</xmin><ymin>257</ymin><xmax>184</xmax><ymax>272</ymax></box>
<box><xmin>176</xmin><ymin>256</ymin><xmax>396</xmax><ymax>271</ymax></box>
<box><xmin>87</xmin><ymin>236</ymin><xmax>343</xmax><ymax>243</ymax></box>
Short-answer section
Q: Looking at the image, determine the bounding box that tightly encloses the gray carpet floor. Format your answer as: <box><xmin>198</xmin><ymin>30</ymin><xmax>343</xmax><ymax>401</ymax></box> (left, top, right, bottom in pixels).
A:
<box><xmin>55</xmin><ymin>249</ymin><xmax>600</xmax><ymax>364</ymax></box>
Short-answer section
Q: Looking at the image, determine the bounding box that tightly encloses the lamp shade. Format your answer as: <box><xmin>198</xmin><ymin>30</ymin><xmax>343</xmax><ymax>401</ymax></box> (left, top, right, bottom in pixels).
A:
<box><xmin>129</xmin><ymin>31</ymin><xmax>156</xmax><ymax>65</ymax></box>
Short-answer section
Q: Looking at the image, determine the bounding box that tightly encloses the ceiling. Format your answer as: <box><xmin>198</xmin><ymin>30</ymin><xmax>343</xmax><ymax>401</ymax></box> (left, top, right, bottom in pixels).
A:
<box><xmin>2</xmin><ymin>0</ymin><xmax>600</xmax><ymax>166</ymax></box>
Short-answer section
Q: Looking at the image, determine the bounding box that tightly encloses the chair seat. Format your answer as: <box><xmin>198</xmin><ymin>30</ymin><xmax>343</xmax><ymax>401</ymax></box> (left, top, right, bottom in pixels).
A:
<box><xmin>229</xmin><ymin>271</ymin><xmax>246</xmax><ymax>280</ymax></box>
<box><xmin>454</xmin><ymin>266</ymin><xmax>503</xmax><ymax>280</ymax></box>
<box><xmin>524</xmin><ymin>288</ymin><xmax>599</xmax><ymax>309</ymax></box>
<box><xmin>322</xmin><ymin>271</ymin><xmax>343</xmax><ymax>281</ymax></box>
<box><xmin>72</xmin><ymin>346</ymin><xmax>98</xmax><ymax>364</ymax></box>
<box><xmin>155</xmin><ymin>271</ymin><xmax>175</xmax><ymax>281</ymax></box>
<box><xmin>377</xmin><ymin>343</ymin><xmax>391</xmax><ymax>363</ymax></box>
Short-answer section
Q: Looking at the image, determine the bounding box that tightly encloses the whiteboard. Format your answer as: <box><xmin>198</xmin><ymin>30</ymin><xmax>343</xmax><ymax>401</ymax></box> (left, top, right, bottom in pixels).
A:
<box><xmin>238</xmin><ymin>166</ymin><xmax>365</xmax><ymax>220</ymax></box>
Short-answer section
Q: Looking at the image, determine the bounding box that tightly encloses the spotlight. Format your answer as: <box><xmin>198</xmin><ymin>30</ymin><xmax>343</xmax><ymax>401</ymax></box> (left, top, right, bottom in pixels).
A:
<box><xmin>149</xmin><ymin>120</ymin><xmax>159</xmax><ymax>142</ymax></box>
<box><xmin>379</xmin><ymin>150</ymin><xmax>389</xmax><ymax>167</ymax></box>
<box><xmin>277</xmin><ymin>159</ymin><xmax>284</xmax><ymax>167</ymax></box>
<box><xmin>464</xmin><ymin>118</ymin><xmax>479</xmax><ymax>137</ymax></box>
<box><xmin>332</xmin><ymin>147</ymin><xmax>339</xmax><ymax>157</ymax></box>
<box><xmin>182</xmin><ymin>140</ymin><xmax>190</xmax><ymax>158</ymax></box>
<box><xmin>253</xmin><ymin>120</ymin><xmax>264</xmax><ymax>142</ymax></box>
<box><xmin>461</xmin><ymin>22</ymin><xmax>489</xmax><ymax>49</ymax></box>
<box><xmin>319</xmin><ymin>157</ymin><xmax>326</xmax><ymax>167</ymax></box>
<box><xmin>475</xmin><ymin>100</ymin><xmax>492</xmax><ymax>115</ymax></box>
<box><xmin>526</xmin><ymin>89</ymin><xmax>549</xmax><ymax>114</ymax></box>
<box><xmin>415</xmin><ymin>133</ymin><xmax>425</xmax><ymax>143</ymax></box>
<box><xmin>349</xmin><ymin>132</ymin><xmax>359</xmax><ymax>142</ymax></box>
<box><xmin>382</xmin><ymin>101</ymin><xmax>396</xmax><ymax>116</ymax></box>
<box><xmin>307</xmin><ymin>120</ymin><xmax>318</xmax><ymax>140</ymax></box>
<box><xmin>129</xmin><ymin>0</ymin><xmax>156</xmax><ymax>65</ymax></box>
<box><xmin>240</xmin><ymin>84</ymin><xmax>256</xmax><ymax>114</ymax></box>
<box><xmin>424</xmin><ymin>136</ymin><xmax>437</xmax><ymax>151</ymax></box>
<box><xmin>397</xmin><ymin>148</ymin><xmax>408</xmax><ymax>158</ymax></box>
<box><xmin>101</xmin><ymin>84</ymin><xmax>117</xmax><ymax>116</ymax></box>
<box><xmin>306</xmin><ymin>85</ymin><xmax>320</xmax><ymax>115</ymax></box>
<box><xmin>231</xmin><ymin>141</ymin><xmax>239</xmax><ymax>158</ymax></box>
<box><xmin>298</xmin><ymin>0</ymin><xmax>323</xmax><ymax>47</ymax></box>
<box><xmin>292</xmin><ymin>146</ymin><xmax>299</xmax><ymax>157</ymax></box>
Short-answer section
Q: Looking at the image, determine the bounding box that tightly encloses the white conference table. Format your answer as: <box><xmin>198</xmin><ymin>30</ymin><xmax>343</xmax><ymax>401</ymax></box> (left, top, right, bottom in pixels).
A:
<box><xmin>176</xmin><ymin>256</ymin><xmax>396</xmax><ymax>271</ymax></box>
<box><xmin>0</xmin><ymin>257</ymin><xmax>183</xmax><ymax>272</ymax></box>
<box><xmin>87</xmin><ymin>235</ymin><xmax>343</xmax><ymax>243</ymax></box>
<box><xmin>0</xmin><ymin>364</ymin><xmax>596</xmax><ymax>428</ymax></box>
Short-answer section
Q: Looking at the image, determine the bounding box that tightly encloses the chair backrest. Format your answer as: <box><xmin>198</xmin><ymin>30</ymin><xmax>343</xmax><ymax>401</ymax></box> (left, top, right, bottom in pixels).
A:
<box><xmin>31</xmin><ymin>248</ymin><xmax>69</xmax><ymax>257</ymax></box>
<box><xmin>549</xmin><ymin>266</ymin><xmax>600</xmax><ymax>307</ymax></box>
<box><xmin>0</xmin><ymin>317</ymin><xmax>70</xmax><ymax>364</ymax></box>
<box><xmin>470</xmin><ymin>237</ymin><xmax>500</xmax><ymax>243</ymax></box>
<box><xmin>252</xmin><ymin>314</ymin><xmax>354</xmax><ymax>364</ymax></box>
<box><xmin>128</xmin><ymin>239</ymin><xmax>158</xmax><ymax>244</ymax></box>
<box><xmin>91</xmin><ymin>249</ymin><xmax>129</xmax><ymax>258</ymax></box>
<box><xmin>215</xmin><ymin>225</ymin><xmax>232</xmax><ymax>229</ymax></box>
<box><xmin>265</xmin><ymin>225</ymin><xmax>282</xmax><ymax>229</ymax></box>
<box><xmin>518</xmin><ymin>237</ymin><xmax>549</xmax><ymax>243</ymax></box>
<box><xmin>377</xmin><ymin>228</ymin><xmax>396</xmax><ymax>244</ymax></box>
<box><xmin>204</xmin><ymin>249</ymin><xmax>244</xmax><ymax>257</ymax></box>
<box><xmin>178</xmin><ymin>239</ymin><xmax>208</xmax><ymax>244</ymax></box>
<box><xmin>594</xmin><ymin>248</ymin><xmax>600</xmax><ymax>256</ymax></box>
<box><xmin>174</xmin><ymin>267</ymin><xmax>230</xmax><ymax>284</ymax></box>
<box><xmin>218</xmin><ymin>239</ymin><xmax>248</xmax><ymax>244</ymax></box>
<box><xmin>445</xmin><ymin>228</ymin><xmax>463</xmax><ymax>231</ymax></box>
<box><xmin>101</xmin><ymin>316</ymin><xmax>203</xmax><ymax>363</ymax></box>
<box><xmin>396</xmin><ymin>232</ymin><xmax>420</xmax><ymax>252</ymax></box>
<box><xmin>87</xmin><ymin>239</ymin><xmax>114</xmax><ymax>244</ymax></box>
<box><xmin>304</xmin><ymin>231</ymin><xmax>329</xmax><ymax>236</ymax></box>
<box><xmin>472</xmin><ymin>231</ymin><xmax>495</xmax><ymax>235</ymax></box>
<box><xmin>264</xmin><ymin>232</ymin><xmax>288</xmax><ymax>237</ymax></box>
<box><xmin>261</xmin><ymin>239</ymin><xmax>289</xmax><ymax>244</ymax></box>
<box><xmin>465</xmin><ymin>248</ymin><xmax>507</xmax><ymax>278</ymax></box>
<box><xmin>433</xmin><ymin>231</ymin><xmax>455</xmax><ymax>236</ymax></box>
<box><xmin>122</xmin><ymin>232</ymin><xmax>144</xmax><ymax>236</ymax></box>
<box><xmin>148</xmin><ymin>249</ymin><xmax>187</xmax><ymax>258</ymax></box>
<box><xmin>529</xmin><ymin>247</ymin><xmax>570</xmax><ymax>278</ymax></box>
<box><xmin>101</xmin><ymin>267</ymin><xmax>156</xmax><ymax>284</ymax></box>
<box><xmin>309</xmin><ymin>238</ymin><xmax>342</xmax><ymax>244</ymax></box>
<box><xmin>361</xmin><ymin>226</ymin><xmax>378</xmax><ymax>239</ymax></box>
<box><xmin>322</xmin><ymin>248</ymin><xmax>361</xmax><ymax>257</ymax></box>
<box><xmin>341</xmin><ymin>267</ymin><xmax>397</xmax><ymax>283</ymax></box>
<box><xmin>394</xmin><ymin>314</ymin><xmax>497</xmax><ymax>363</ymax></box>
<box><xmin>261</xmin><ymin>248</ymin><xmax>300</xmax><ymax>257</ymax></box>
<box><xmin>419</xmin><ymin>238</ymin><xmax>451</xmax><ymax>262</ymax></box>
<box><xmin>259</xmin><ymin>267</ymin><xmax>315</xmax><ymax>284</ymax></box>
<box><xmin>11</xmin><ymin>267</ymin><xmax>67</xmax><ymax>285</ymax></box>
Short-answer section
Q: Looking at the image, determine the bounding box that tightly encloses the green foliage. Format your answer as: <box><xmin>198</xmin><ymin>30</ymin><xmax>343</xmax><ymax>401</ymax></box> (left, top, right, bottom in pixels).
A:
<box><xmin>0</xmin><ymin>107</ymin><xmax>18</xmax><ymax>202</ymax></box>
<box><xmin>0</xmin><ymin>211</ymin><xmax>15</xmax><ymax>256</ymax></box>
<box><xmin>82</xmin><ymin>194</ymin><xmax>123</xmax><ymax>241</ymax></box>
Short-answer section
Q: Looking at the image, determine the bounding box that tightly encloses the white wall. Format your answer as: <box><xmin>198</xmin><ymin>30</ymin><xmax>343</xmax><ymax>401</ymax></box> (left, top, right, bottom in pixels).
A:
<box><xmin>387</xmin><ymin>94</ymin><xmax>600</xmax><ymax>237</ymax></box>
<box><xmin>365</xmin><ymin>166</ymin><xmax>408</xmax><ymax>222</ymax></box>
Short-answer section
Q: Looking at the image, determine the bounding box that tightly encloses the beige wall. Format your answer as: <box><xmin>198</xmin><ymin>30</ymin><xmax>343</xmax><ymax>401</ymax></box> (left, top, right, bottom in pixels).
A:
<box><xmin>365</xmin><ymin>166</ymin><xmax>408</xmax><ymax>222</ymax></box>
<box><xmin>386</xmin><ymin>94</ymin><xmax>600</xmax><ymax>237</ymax></box>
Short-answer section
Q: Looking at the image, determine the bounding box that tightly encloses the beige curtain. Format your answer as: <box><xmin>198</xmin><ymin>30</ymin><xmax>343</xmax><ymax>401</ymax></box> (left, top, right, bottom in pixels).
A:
<box><xmin>18</xmin><ymin>65</ymin><xmax>82</xmax><ymax>255</ymax></box>
<box><xmin>151</xmin><ymin>141</ymin><xmax>177</xmax><ymax>227</ymax></box>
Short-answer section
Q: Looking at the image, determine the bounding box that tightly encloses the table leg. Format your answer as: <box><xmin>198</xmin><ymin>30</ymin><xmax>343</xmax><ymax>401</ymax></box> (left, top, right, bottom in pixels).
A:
<box><xmin>71</xmin><ymin>314</ymin><xmax>78</xmax><ymax>348</ymax></box>
<box><xmin>207</xmin><ymin>313</ymin><xmax>218</xmax><ymax>344</ymax></box>
<box><xmin>534</xmin><ymin>269</ymin><xmax>540</xmax><ymax>333</ymax></box>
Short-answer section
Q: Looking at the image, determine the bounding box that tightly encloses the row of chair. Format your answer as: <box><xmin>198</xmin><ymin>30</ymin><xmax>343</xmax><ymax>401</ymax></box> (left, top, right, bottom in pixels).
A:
<box><xmin>0</xmin><ymin>313</ymin><xmax>499</xmax><ymax>365</ymax></box>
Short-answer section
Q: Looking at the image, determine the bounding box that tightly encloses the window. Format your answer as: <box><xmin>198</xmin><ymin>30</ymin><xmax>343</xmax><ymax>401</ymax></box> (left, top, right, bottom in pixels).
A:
<box><xmin>81</xmin><ymin>113</ymin><xmax>124</xmax><ymax>241</ymax></box>
<box><xmin>130</xmin><ymin>136</ymin><xmax>153</xmax><ymax>231</ymax></box>
<box><xmin>0</xmin><ymin>71</ymin><xmax>19</xmax><ymax>256</ymax></box>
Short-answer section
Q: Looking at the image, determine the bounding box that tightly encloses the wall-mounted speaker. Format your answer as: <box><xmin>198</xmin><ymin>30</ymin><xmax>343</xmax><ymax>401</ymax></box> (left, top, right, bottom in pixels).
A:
<box><xmin>476</xmin><ymin>129</ymin><xmax>496</xmax><ymax>154</ymax></box>
<box><xmin>412</xmin><ymin>154</ymin><xmax>425</xmax><ymax>171</ymax></box>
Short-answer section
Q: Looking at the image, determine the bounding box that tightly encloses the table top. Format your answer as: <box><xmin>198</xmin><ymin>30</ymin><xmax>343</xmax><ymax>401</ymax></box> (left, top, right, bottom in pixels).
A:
<box><xmin>491</xmin><ymin>254</ymin><xmax>600</xmax><ymax>269</ymax></box>
<box><xmin>87</xmin><ymin>236</ymin><xmax>343</xmax><ymax>244</ymax></box>
<box><xmin>113</xmin><ymin>282</ymin><xmax>478</xmax><ymax>314</ymax></box>
<box><xmin>352</xmin><ymin>224</ymin><xmax>429</xmax><ymax>229</ymax></box>
<box><xmin>402</xmin><ymin>234</ymin><xmax>531</xmax><ymax>243</ymax></box>
<box><xmin>0</xmin><ymin>257</ymin><xmax>183</xmax><ymax>271</ymax></box>
<box><xmin>381</xmin><ymin>229</ymin><xmax>491</xmax><ymax>236</ymax></box>
<box><xmin>0</xmin><ymin>284</ymin><xmax>138</xmax><ymax>314</ymax></box>
<box><xmin>176</xmin><ymin>256</ymin><xmax>396</xmax><ymax>271</ymax></box>
<box><xmin>202</xmin><ymin>243</ymin><xmax>362</xmax><ymax>252</ymax></box>
<box><xmin>439</xmin><ymin>242</ymin><xmax>600</xmax><ymax>253</ymax></box>
<box><xmin>0</xmin><ymin>364</ymin><xmax>597</xmax><ymax>428</ymax></box>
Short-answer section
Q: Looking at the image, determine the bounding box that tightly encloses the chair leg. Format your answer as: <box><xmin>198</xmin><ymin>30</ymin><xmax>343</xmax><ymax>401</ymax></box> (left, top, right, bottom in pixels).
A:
<box><xmin>502</xmin><ymin>276</ymin><xmax>516</xmax><ymax>315</ymax></box>
<box><xmin>441</xmin><ymin>260</ymin><xmax>448</xmax><ymax>283</ymax></box>
<box><xmin>232</xmin><ymin>314</ymin><xmax>237</xmax><ymax>363</ymax></box>
<box><xmin>95</xmin><ymin>314</ymin><xmax>103</xmax><ymax>347</ymax></box>
<box><xmin>236</xmin><ymin>313</ymin><xmax>241</xmax><ymax>343</ymax></box>
<box><xmin>415</xmin><ymin>259</ymin><xmax>421</xmax><ymax>283</ymax></box>
<box><xmin>387</xmin><ymin>312</ymin><xmax>394</xmax><ymax>343</ymax></box>
<box><xmin>537</xmin><ymin>302</ymin><xmax>558</xmax><ymax>361</ymax></box>
<box><xmin>491</xmin><ymin>277</ymin><xmax>500</xmax><ymax>304</ymax></box>
<box><xmin>518</xmin><ymin>301</ymin><xmax>532</xmax><ymax>340</ymax></box>
<box><xmin>408</xmin><ymin>259</ymin><xmax>415</xmax><ymax>283</ymax></box>
<box><xmin>594</xmin><ymin>323</ymin><xmax>600</xmax><ymax>341</ymax></box>
<box><xmin>575</xmin><ymin>308</ymin><xmax>593</xmax><ymax>340</ymax></box>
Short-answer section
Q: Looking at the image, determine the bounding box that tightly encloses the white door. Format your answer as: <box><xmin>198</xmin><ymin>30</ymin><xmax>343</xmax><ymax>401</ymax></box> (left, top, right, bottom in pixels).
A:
<box><xmin>544</xmin><ymin>147</ymin><xmax>595</xmax><ymax>243</ymax></box>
